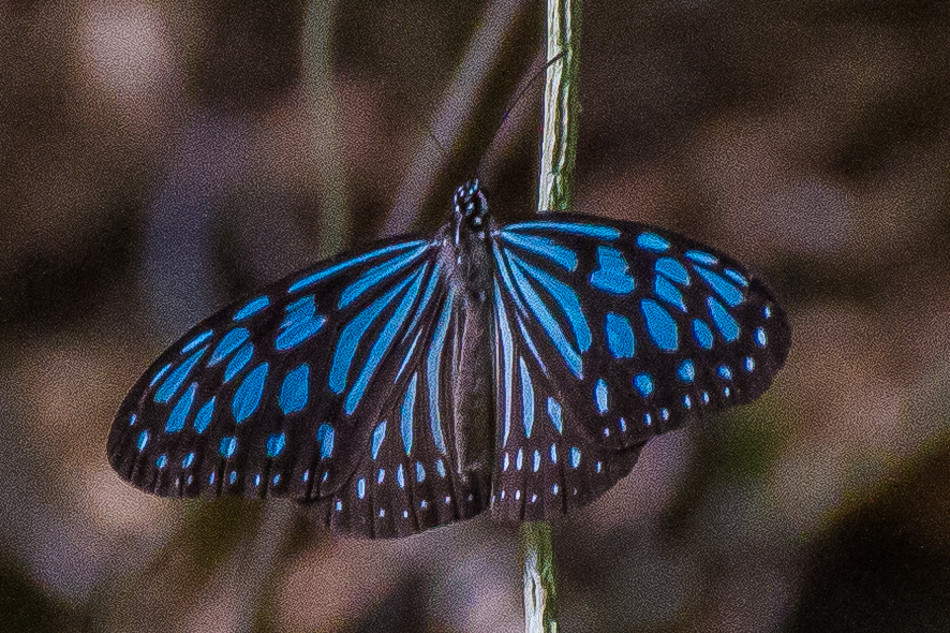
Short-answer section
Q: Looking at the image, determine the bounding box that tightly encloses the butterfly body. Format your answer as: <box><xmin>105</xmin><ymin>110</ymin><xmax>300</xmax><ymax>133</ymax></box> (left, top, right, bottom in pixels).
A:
<box><xmin>108</xmin><ymin>181</ymin><xmax>790</xmax><ymax>538</ymax></box>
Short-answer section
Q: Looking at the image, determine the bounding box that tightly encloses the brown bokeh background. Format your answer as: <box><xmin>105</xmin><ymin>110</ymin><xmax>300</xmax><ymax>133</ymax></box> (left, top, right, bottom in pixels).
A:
<box><xmin>2</xmin><ymin>1</ymin><xmax>949</xmax><ymax>631</ymax></box>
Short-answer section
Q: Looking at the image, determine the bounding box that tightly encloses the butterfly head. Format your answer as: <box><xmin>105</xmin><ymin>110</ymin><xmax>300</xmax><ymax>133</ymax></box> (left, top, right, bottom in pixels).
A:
<box><xmin>453</xmin><ymin>180</ymin><xmax>489</xmax><ymax>245</ymax></box>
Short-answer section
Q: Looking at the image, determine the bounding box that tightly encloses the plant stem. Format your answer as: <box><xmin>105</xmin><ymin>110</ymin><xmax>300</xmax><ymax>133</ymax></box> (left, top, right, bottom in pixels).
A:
<box><xmin>523</xmin><ymin>0</ymin><xmax>580</xmax><ymax>631</ymax></box>
<box><xmin>537</xmin><ymin>0</ymin><xmax>580</xmax><ymax>213</ymax></box>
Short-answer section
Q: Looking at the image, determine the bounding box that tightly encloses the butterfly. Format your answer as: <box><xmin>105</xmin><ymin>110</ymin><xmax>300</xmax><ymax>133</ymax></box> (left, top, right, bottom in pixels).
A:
<box><xmin>107</xmin><ymin>180</ymin><xmax>791</xmax><ymax>538</ymax></box>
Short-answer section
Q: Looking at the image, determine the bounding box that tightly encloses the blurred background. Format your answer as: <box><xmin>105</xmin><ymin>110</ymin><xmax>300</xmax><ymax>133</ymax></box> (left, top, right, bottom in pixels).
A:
<box><xmin>2</xmin><ymin>0</ymin><xmax>949</xmax><ymax>631</ymax></box>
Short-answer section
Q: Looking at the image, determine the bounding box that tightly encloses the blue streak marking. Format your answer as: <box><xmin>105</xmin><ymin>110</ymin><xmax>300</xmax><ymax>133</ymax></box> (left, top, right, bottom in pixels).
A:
<box><xmin>289</xmin><ymin>240</ymin><xmax>428</xmax><ymax>293</ymax></box>
<box><xmin>345</xmin><ymin>266</ymin><xmax>426</xmax><ymax>415</ymax></box>
<box><xmin>516</xmin><ymin>314</ymin><xmax>548</xmax><ymax>376</ymax></box>
<box><xmin>435</xmin><ymin>459</ymin><xmax>446</xmax><ymax>477</ymax></box>
<box><xmin>589</xmin><ymin>247</ymin><xmax>635</xmax><ymax>294</ymax></box>
<box><xmin>339</xmin><ymin>243</ymin><xmax>430</xmax><ymax>309</ymax></box>
<box><xmin>357</xmin><ymin>478</ymin><xmax>366</xmax><ymax>499</ymax></box>
<box><xmin>279</xmin><ymin>363</ymin><xmax>309</xmax><ymax>414</ymax></box>
<box><xmin>224</xmin><ymin>341</ymin><xmax>253</xmax><ymax>383</ymax></box>
<box><xmin>695</xmin><ymin>265</ymin><xmax>743</xmax><ymax>307</ymax></box>
<box><xmin>148</xmin><ymin>363</ymin><xmax>171</xmax><ymax>388</ymax></box>
<box><xmin>692</xmin><ymin>319</ymin><xmax>714</xmax><ymax>349</ymax></box>
<box><xmin>220</xmin><ymin>436</ymin><xmax>237</xmax><ymax>458</ymax></box>
<box><xmin>637</xmin><ymin>232</ymin><xmax>670</xmax><ymax>251</ymax></box>
<box><xmin>154</xmin><ymin>346</ymin><xmax>208</xmax><ymax>403</ymax></box>
<box><xmin>165</xmin><ymin>382</ymin><xmax>197</xmax><ymax>433</ymax></box>
<box><xmin>396</xmin><ymin>464</ymin><xmax>405</xmax><ymax>488</ymax></box>
<box><xmin>504</xmin><ymin>221</ymin><xmax>620</xmax><ymax>240</ymax></box>
<box><xmin>707</xmin><ymin>296</ymin><xmax>739</xmax><ymax>342</ymax></box>
<box><xmin>404</xmin><ymin>261</ymin><xmax>442</xmax><ymax>336</ymax></box>
<box><xmin>685</xmin><ymin>250</ymin><xmax>718</xmax><ymax>266</ymax></box>
<box><xmin>396</xmin><ymin>329</ymin><xmax>423</xmax><ymax>383</ymax></box>
<box><xmin>415</xmin><ymin>462</ymin><xmax>425</xmax><ymax>483</ymax></box>
<box><xmin>401</xmin><ymin>373</ymin><xmax>417</xmax><ymax>455</ymax></box>
<box><xmin>317</xmin><ymin>423</ymin><xmax>334</xmax><ymax>459</ymax></box>
<box><xmin>595</xmin><ymin>378</ymin><xmax>608</xmax><ymax>414</ymax></box>
<box><xmin>724</xmin><ymin>268</ymin><xmax>750</xmax><ymax>287</ymax></box>
<box><xmin>194</xmin><ymin>397</ymin><xmax>215</xmax><ymax>433</ymax></box>
<box><xmin>234</xmin><ymin>295</ymin><xmax>269</xmax><ymax>321</ymax></box>
<box><xmin>209</xmin><ymin>328</ymin><xmax>250</xmax><ymax>366</ymax></box>
<box><xmin>276</xmin><ymin>297</ymin><xmax>327</xmax><ymax>350</ymax></box>
<box><xmin>641</xmin><ymin>299</ymin><xmax>679</xmax><ymax>351</ymax></box>
<box><xmin>182</xmin><ymin>330</ymin><xmax>212</xmax><ymax>354</ymax></box>
<box><xmin>655</xmin><ymin>275</ymin><xmax>686</xmax><ymax>312</ymax></box>
<box><xmin>156</xmin><ymin>454</ymin><xmax>167</xmax><ymax>469</ymax></box>
<box><xmin>371</xmin><ymin>421</ymin><xmax>387</xmax><ymax>459</ymax></box>
<box><xmin>493</xmin><ymin>281</ymin><xmax>515</xmax><ymax>448</ymax></box>
<box><xmin>604</xmin><ymin>312</ymin><xmax>635</xmax><ymax>358</ymax></box>
<box><xmin>498</xmin><ymin>248</ymin><xmax>583</xmax><ymax>378</ymax></box>
<box><xmin>718</xmin><ymin>364</ymin><xmax>733</xmax><ymax>380</ymax></box>
<box><xmin>499</xmin><ymin>231</ymin><xmax>578</xmax><ymax>271</ymax></box>
<box><xmin>655</xmin><ymin>257</ymin><xmax>690</xmax><ymax>285</ymax></box>
<box><xmin>136</xmin><ymin>430</ymin><xmax>149</xmax><ymax>451</ymax></box>
<box><xmin>427</xmin><ymin>288</ymin><xmax>454</xmax><ymax>454</ymax></box>
<box><xmin>509</xmin><ymin>251</ymin><xmax>591</xmax><ymax>351</ymax></box>
<box><xmin>519</xmin><ymin>357</ymin><xmax>534</xmax><ymax>438</ymax></box>
<box><xmin>183</xmin><ymin>453</ymin><xmax>195</xmax><ymax>468</ymax></box>
<box><xmin>547</xmin><ymin>397</ymin><xmax>563</xmax><ymax>434</ymax></box>
<box><xmin>634</xmin><ymin>373</ymin><xmax>654</xmax><ymax>397</ymax></box>
<box><xmin>267</xmin><ymin>433</ymin><xmax>285</xmax><ymax>458</ymax></box>
<box><xmin>755</xmin><ymin>327</ymin><xmax>767</xmax><ymax>347</ymax></box>
<box><xmin>232</xmin><ymin>363</ymin><xmax>268</xmax><ymax>424</ymax></box>
<box><xmin>329</xmin><ymin>268</ymin><xmax>420</xmax><ymax>395</ymax></box>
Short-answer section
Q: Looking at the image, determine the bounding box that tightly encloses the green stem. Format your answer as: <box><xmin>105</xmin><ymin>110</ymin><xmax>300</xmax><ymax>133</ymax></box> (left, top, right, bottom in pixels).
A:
<box><xmin>521</xmin><ymin>521</ymin><xmax>559</xmax><ymax>633</ymax></box>
<box><xmin>537</xmin><ymin>0</ymin><xmax>581</xmax><ymax>213</ymax></box>
<box><xmin>523</xmin><ymin>0</ymin><xmax>580</xmax><ymax>631</ymax></box>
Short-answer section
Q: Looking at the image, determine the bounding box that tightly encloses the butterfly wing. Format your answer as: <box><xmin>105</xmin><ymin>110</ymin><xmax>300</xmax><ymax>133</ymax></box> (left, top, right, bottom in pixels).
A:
<box><xmin>489</xmin><ymin>213</ymin><xmax>791</xmax><ymax>521</ymax></box>
<box><xmin>107</xmin><ymin>228</ymin><xmax>488</xmax><ymax>536</ymax></box>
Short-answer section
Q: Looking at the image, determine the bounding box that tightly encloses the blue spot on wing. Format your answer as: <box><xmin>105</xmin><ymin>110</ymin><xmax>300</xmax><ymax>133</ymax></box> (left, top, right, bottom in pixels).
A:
<box><xmin>519</xmin><ymin>357</ymin><xmax>534</xmax><ymax>438</ymax></box>
<box><xmin>707</xmin><ymin>296</ymin><xmax>739</xmax><ymax>342</ymax></box>
<box><xmin>604</xmin><ymin>312</ymin><xmax>634</xmax><ymax>359</ymax></box>
<box><xmin>154</xmin><ymin>346</ymin><xmax>208</xmax><ymax>403</ymax></box>
<box><xmin>589</xmin><ymin>247</ymin><xmax>635</xmax><ymax>294</ymax></box>
<box><xmin>234</xmin><ymin>296</ymin><xmax>269</xmax><ymax>321</ymax></box>
<box><xmin>193</xmin><ymin>397</ymin><xmax>215</xmax><ymax>433</ymax></box>
<box><xmin>640</xmin><ymin>299</ymin><xmax>679</xmax><ymax>351</ymax></box>
<box><xmin>266</xmin><ymin>433</ymin><xmax>285</xmax><ymax>458</ymax></box>
<box><xmin>165</xmin><ymin>382</ymin><xmax>197</xmax><ymax>433</ymax></box>
<box><xmin>232</xmin><ymin>363</ymin><xmax>268</xmax><ymax>424</ymax></box>
<box><xmin>655</xmin><ymin>257</ymin><xmax>689</xmax><ymax>285</ymax></box>
<box><xmin>279</xmin><ymin>363</ymin><xmax>309</xmax><ymax>414</ymax></box>
<box><xmin>694</xmin><ymin>265</ymin><xmax>744</xmax><ymax>307</ymax></box>
<box><xmin>317</xmin><ymin>423</ymin><xmax>334</xmax><ymax>459</ymax></box>
<box><xmin>636</xmin><ymin>232</ymin><xmax>670</xmax><ymax>252</ymax></box>
<box><xmin>182</xmin><ymin>330</ymin><xmax>212</xmax><ymax>354</ymax></box>
<box><xmin>276</xmin><ymin>296</ymin><xmax>326</xmax><ymax>351</ymax></box>
<box><xmin>209</xmin><ymin>328</ymin><xmax>250</xmax><ymax>366</ymax></box>
<box><xmin>224</xmin><ymin>342</ymin><xmax>253</xmax><ymax>382</ymax></box>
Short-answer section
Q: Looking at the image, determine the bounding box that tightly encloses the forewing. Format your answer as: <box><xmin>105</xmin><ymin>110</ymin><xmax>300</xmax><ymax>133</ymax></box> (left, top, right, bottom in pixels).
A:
<box><xmin>107</xmin><ymin>232</ymin><xmax>458</xmax><ymax>526</ymax></box>
<box><xmin>489</xmin><ymin>213</ymin><xmax>790</xmax><ymax>521</ymax></box>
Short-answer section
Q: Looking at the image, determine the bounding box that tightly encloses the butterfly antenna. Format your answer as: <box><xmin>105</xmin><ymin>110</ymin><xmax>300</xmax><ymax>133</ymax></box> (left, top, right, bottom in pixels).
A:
<box><xmin>495</xmin><ymin>50</ymin><xmax>566</xmax><ymax>140</ymax></box>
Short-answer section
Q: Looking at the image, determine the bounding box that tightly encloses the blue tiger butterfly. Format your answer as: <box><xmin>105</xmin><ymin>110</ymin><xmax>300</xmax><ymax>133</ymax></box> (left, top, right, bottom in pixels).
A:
<box><xmin>107</xmin><ymin>180</ymin><xmax>790</xmax><ymax>538</ymax></box>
